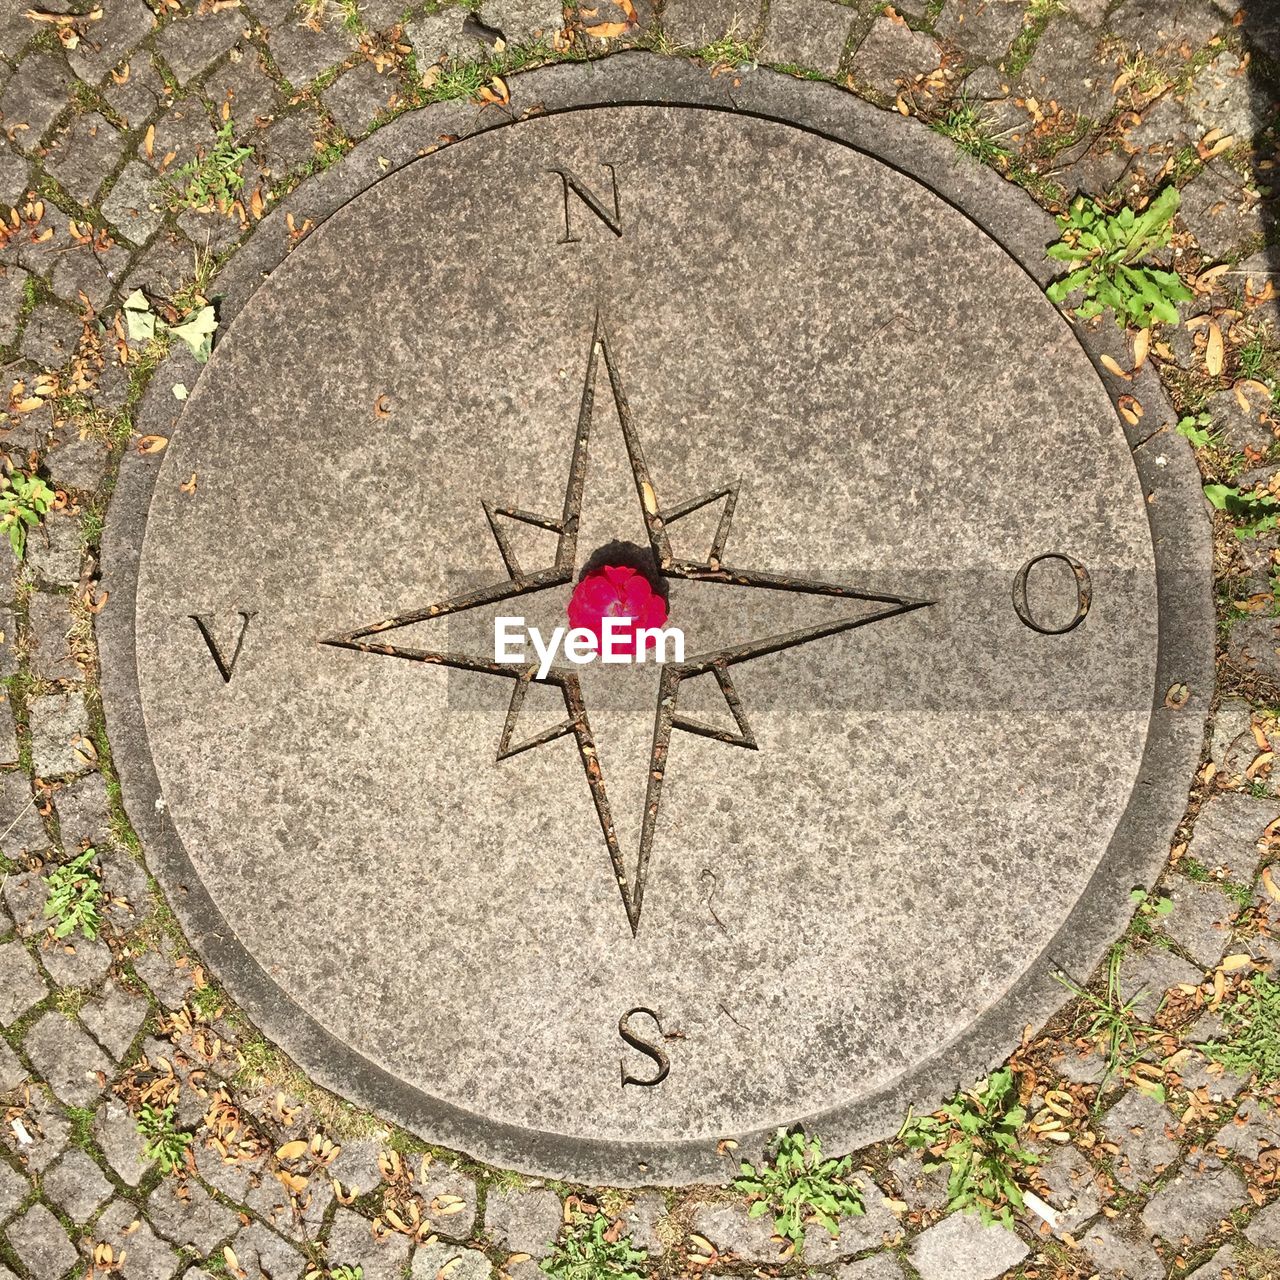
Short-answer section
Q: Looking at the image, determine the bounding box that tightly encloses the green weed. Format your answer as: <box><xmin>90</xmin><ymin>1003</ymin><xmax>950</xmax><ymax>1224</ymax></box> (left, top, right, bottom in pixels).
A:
<box><xmin>898</xmin><ymin>1067</ymin><xmax>1037</xmax><ymax>1228</ymax></box>
<box><xmin>1046</xmin><ymin>187</ymin><xmax>1193</xmax><ymax>328</ymax></box>
<box><xmin>934</xmin><ymin>103</ymin><xmax>1011</xmax><ymax>165</ymax></box>
<box><xmin>1204</xmin><ymin>971</ymin><xmax>1280</xmax><ymax>1083</ymax></box>
<box><xmin>165</xmin><ymin>120</ymin><xmax>253</xmax><ymax>212</ymax></box>
<box><xmin>541</xmin><ymin>1209</ymin><xmax>647</xmax><ymax>1280</ymax></box>
<box><xmin>44</xmin><ymin>848</ymin><xmax>104</xmax><ymax>941</ymax></box>
<box><xmin>732</xmin><ymin>1129</ymin><xmax>864</xmax><ymax>1247</ymax></box>
<box><xmin>137</xmin><ymin>1102</ymin><xmax>192</xmax><ymax>1173</ymax></box>
<box><xmin>1056</xmin><ymin>947</ymin><xmax>1151</xmax><ymax>1090</ymax></box>
<box><xmin>1204</xmin><ymin>481</ymin><xmax>1280</xmax><ymax>539</ymax></box>
<box><xmin>0</xmin><ymin>471</ymin><xmax>55</xmax><ymax>559</ymax></box>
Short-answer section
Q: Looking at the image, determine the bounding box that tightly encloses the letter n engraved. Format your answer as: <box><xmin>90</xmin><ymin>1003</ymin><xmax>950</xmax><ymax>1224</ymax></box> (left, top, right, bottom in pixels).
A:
<box><xmin>190</xmin><ymin>611</ymin><xmax>256</xmax><ymax>683</ymax></box>
<box><xmin>549</xmin><ymin>164</ymin><xmax>621</xmax><ymax>244</ymax></box>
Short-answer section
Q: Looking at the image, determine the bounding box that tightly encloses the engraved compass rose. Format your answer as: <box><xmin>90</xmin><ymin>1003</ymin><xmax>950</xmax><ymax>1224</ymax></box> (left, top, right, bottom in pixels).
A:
<box><xmin>323</xmin><ymin>312</ymin><xmax>934</xmax><ymax>935</ymax></box>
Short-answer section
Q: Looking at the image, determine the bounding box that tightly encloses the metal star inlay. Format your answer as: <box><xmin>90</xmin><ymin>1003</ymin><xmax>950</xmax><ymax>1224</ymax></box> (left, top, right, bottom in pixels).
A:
<box><xmin>322</xmin><ymin>313</ymin><xmax>933</xmax><ymax>936</ymax></box>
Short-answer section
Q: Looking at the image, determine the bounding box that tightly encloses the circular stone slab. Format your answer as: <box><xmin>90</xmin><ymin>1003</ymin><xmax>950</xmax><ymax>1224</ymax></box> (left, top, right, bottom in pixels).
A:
<box><xmin>102</xmin><ymin>87</ymin><xmax>1210</xmax><ymax>1184</ymax></box>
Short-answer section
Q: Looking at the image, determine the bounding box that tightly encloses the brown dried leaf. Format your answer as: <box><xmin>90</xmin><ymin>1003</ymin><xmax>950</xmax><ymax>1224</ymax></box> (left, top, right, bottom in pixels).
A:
<box><xmin>275</xmin><ymin>1139</ymin><xmax>308</xmax><ymax>1161</ymax></box>
<box><xmin>1206</xmin><ymin>321</ymin><xmax>1225</xmax><ymax>376</ymax></box>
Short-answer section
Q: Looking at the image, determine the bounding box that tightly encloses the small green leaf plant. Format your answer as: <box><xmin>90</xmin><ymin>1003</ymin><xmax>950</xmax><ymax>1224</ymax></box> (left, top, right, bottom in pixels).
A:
<box><xmin>165</xmin><ymin>119</ymin><xmax>253</xmax><ymax>212</ymax></box>
<box><xmin>137</xmin><ymin>1102</ymin><xmax>193</xmax><ymax>1173</ymax></box>
<box><xmin>1204</xmin><ymin>971</ymin><xmax>1280</xmax><ymax>1084</ymax></box>
<box><xmin>0</xmin><ymin>470</ymin><xmax>55</xmax><ymax>559</ymax></box>
<box><xmin>541</xmin><ymin>1208</ymin><xmax>648</xmax><ymax>1280</ymax></box>
<box><xmin>1177</xmin><ymin>411</ymin><xmax>1217</xmax><ymax>448</ymax></box>
<box><xmin>44</xmin><ymin>848</ymin><xmax>104</xmax><ymax>940</ymax></box>
<box><xmin>1055</xmin><ymin>947</ymin><xmax>1152</xmax><ymax>1093</ymax></box>
<box><xmin>898</xmin><ymin>1067</ymin><xmax>1037</xmax><ymax>1227</ymax></box>
<box><xmin>123</xmin><ymin>290</ymin><xmax>219</xmax><ymax>364</ymax></box>
<box><xmin>732</xmin><ymin>1128</ymin><xmax>864</xmax><ymax>1247</ymax></box>
<box><xmin>1204</xmin><ymin>481</ymin><xmax>1280</xmax><ymax>539</ymax></box>
<box><xmin>1046</xmin><ymin>186</ymin><xmax>1193</xmax><ymax>328</ymax></box>
<box><xmin>307</xmin><ymin>1267</ymin><xmax>363</xmax><ymax>1280</ymax></box>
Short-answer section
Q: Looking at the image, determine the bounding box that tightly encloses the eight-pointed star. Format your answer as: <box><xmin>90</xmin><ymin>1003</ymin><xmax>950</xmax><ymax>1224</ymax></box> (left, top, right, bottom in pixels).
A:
<box><xmin>323</xmin><ymin>313</ymin><xmax>933</xmax><ymax>935</ymax></box>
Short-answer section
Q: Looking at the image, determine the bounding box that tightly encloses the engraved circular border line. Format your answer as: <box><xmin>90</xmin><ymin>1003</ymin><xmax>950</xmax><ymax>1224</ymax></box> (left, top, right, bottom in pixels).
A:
<box><xmin>98</xmin><ymin>55</ymin><xmax>1214</xmax><ymax>1187</ymax></box>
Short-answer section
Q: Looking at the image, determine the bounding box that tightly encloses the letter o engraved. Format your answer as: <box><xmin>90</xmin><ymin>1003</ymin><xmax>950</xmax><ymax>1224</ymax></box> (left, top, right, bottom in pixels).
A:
<box><xmin>1012</xmin><ymin>553</ymin><xmax>1092</xmax><ymax>635</ymax></box>
<box><xmin>618</xmin><ymin>1007</ymin><xmax>670</xmax><ymax>1088</ymax></box>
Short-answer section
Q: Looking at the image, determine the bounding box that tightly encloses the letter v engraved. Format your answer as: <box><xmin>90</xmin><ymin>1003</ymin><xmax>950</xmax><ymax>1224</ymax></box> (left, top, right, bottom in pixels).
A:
<box><xmin>190</xmin><ymin>611</ymin><xmax>256</xmax><ymax>684</ymax></box>
<box><xmin>549</xmin><ymin>164</ymin><xmax>621</xmax><ymax>243</ymax></box>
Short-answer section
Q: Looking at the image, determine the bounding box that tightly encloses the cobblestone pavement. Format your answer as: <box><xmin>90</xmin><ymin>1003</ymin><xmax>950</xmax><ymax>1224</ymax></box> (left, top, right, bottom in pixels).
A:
<box><xmin>1</xmin><ymin>0</ymin><xmax>1280</xmax><ymax>1277</ymax></box>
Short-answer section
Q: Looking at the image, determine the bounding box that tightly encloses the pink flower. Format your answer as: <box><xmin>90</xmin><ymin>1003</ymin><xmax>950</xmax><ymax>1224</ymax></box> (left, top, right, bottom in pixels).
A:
<box><xmin>567</xmin><ymin>565</ymin><xmax>668</xmax><ymax>656</ymax></box>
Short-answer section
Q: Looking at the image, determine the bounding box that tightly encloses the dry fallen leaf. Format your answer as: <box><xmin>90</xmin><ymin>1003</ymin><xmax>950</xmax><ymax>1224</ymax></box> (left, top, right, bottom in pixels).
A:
<box><xmin>136</xmin><ymin>434</ymin><xmax>168</xmax><ymax>453</ymax></box>
<box><xmin>1100</xmin><ymin>353</ymin><xmax>1131</xmax><ymax>380</ymax></box>
<box><xmin>1206</xmin><ymin>320</ymin><xmax>1224</xmax><ymax>376</ymax></box>
<box><xmin>584</xmin><ymin>20</ymin><xmax>629</xmax><ymax>36</ymax></box>
<box><xmin>275</xmin><ymin>1139</ymin><xmax>308</xmax><ymax>1161</ymax></box>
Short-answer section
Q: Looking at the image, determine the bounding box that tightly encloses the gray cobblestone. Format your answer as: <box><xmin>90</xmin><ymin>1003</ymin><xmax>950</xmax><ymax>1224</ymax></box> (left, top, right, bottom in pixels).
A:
<box><xmin>94</xmin><ymin>1197</ymin><xmax>181</xmax><ymax>1280</ymax></box>
<box><xmin>403</xmin><ymin>9</ymin><xmax>489</xmax><ymax>63</ymax></box>
<box><xmin>44</xmin><ymin>112</ymin><xmax>128</xmax><ymax>206</ymax></box>
<box><xmin>49</xmin><ymin>242</ymin><xmax>130</xmax><ymax>315</ymax></box>
<box><xmin>484</xmin><ymin>1186</ymin><xmax>563</xmax><ymax>1260</ymax></box>
<box><xmin>20</xmin><ymin>304</ymin><xmax>82</xmax><ymax>371</ymax></box>
<box><xmin>132</xmin><ymin>945</ymin><xmax>195</xmax><ymax>1011</ymax></box>
<box><xmin>103</xmin><ymin>57</ymin><xmax>169</xmax><ymax>130</ymax></box>
<box><xmin>41</xmin><ymin>1148</ymin><xmax>113</xmax><ymax>1222</ymax></box>
<box><xmin>0</xmin><ymin>771</ymin><xmax>40</xmax><ymax>858</ymax></box>
<box><xmin>907</xmin><ymin>1212</ymin><xmax>1028</xmax><ymax>1280</ymax></box>
<box><xmin>148</xmin><ymin>1175</ymin><xmax>239</xmax><ymax>1252</ymax></box>
<box><xmin>1117</xmin><ymin>942</ymin><xmax>1203</xmax><ymax>1019</ymax></box>
<box><xmin>26</xmin><ymin>510</ymin><xmax>83</xmax><ymax>585</ymax></box>
<box><xmin>475</xmin><ymin>0</ymin><xmax>561</xmax><ymax>44</ymax></box>
<box><xmin>834</xmin><ymin>1259</ymin><xmax>906</xmax><ymax>1280</ymax></box>
<box><xmin>848</xmin><ymin>14</ymin><xmax>941</xmax><ymax>97</ymax></box>
<box><xmin>4</xmin><ymin>1201</ymin><xmax>77</xmax><ymax>1279</ymax></box>
<box><xmin>266</xmin><ymin>17</ymin><xmax>360</xmax><ymax>87</ymax></box>
<box><xmin>29</xmin><ymin>692</ymin><xmax>91</xmax><ymax>778</ymax></box>
<box><xmin>204</xmin><ymin>45</ymin><xmax>284</xmax><ymax>128</ymax></box>
<box><xmin>411</xmin><ymin>1242</ymin><xmax>492</xmax><ymax>1280</ymax></box>
<box><xmin>102</xmin><ymin>161</ymin><xmax>167</xmax><ymax>246</ymax></box>
<box><xmin>1246</xmin><ymin>1196</ymin><xmax>1280</xmax><ymax>1246</ymax></box>
<box><xmin>80</xmin><ymin>980</ymin><xmax>150</xmax><ymax>1062</ymax></box>
<box><xmin>934</xmin><ymin>0</ymin><xmax>1025</xmax><ymax>60</ymax></box>
<box><xmin>1157</xmin><ymin>875</ymin><xmax>1238</xmax><ymax>967</ymax></box>
<box><xmin>1190</xmin><ymin>792</ymin><xmax>1280</xmax><ymax>883</ymax></box>
<box><xmin>1100</xmin><ymin>1087</ymin><xmax>1182</xmax><ymax>1191</ymax></box>
<box><xmin>54</xmin><ymin>771</ymin><xmax>113</xmax><ymax>853</ymax></box>
<box><xmin>416</xmin><ymin>1163</ymin><xmax>478</xmax><ymax>1238</ymax></box>
<box><xmin>1077</xmin><ymin>1215</ymin><xmax>1163</xmax><ymax>1280</ymax></box>
<box><xmin>616</xmin><ymin>1191</ymin><xmax>664</xmax><ymax>1258</ymax></box>
<box><xmin>156</xmin><ymin>5</ymin><xmax>249</xmax><ymax>83</ymax></box>
<box><xmin>1</xmin><ymin>1092</ymin><xmax>69</xmax><ymax>1172</ymax></box>
<box><xmin>94</xmin><ymin>1098</ymin><xmax>152</xmax><ymax>1185</ymax></box>
<box><xmin>1020</xmin><ymin>19</ymin><xmax>1114</xmax><ymax>121</ymax></box>
<box><xmin>0</xmin><ymin>1037</ymin><xmax>26</xmax><ymax>1092</ymax></box>
<box><xmin>226</xmin><ymin>1220</ymin><xmax>305</xmax><ymax>1280</ymax></box>
<box><xmin>804</xmin><ymin>1178</ymin><xmax>903</xmax><ymax>1259</ymax></box>
<box><xmin>761</xmin><ymin>0</ymin><xmax>853</xmax><ymax>75</ymax></box>
<box><xmin>0</xmin><ymin>940</ymin><xmax>47</xmax><ymax>1026</ymax></box>
<box><xmin>1212</xmin><ymin>1095</ymin><xmax>1280</xmax><ymax>1161</ymax></box>
<box><xmin>0</xmin><ymin>53</ymin><xmax>74</xmax><ymax>152</ymax></box>
<box><xmin>0</xmin><ymin>150</ymin><xmax>31</xmax><ymax>210</ymax></box>
<box><xmin>322</xmin><ymin>60</ymin><xmax>399</xmax><ymax>134</ymax></box>
<box><xmin>67</xmin><ymin>0</ymin><xmax>156</xmax><ymax>83</ymax></box>
<box><xmin>660</xmin><ymin>0</ymin><xmax>760</xmax><ymax>49</ymax></box>
<box><xmin>327</xmin><ymin>1207</ymin><xmax>411</xmax><ymax>1278</ymax></box>
<box><xmin>0</xmin><ymin>1160</ymin><xmax>31</xmax><ymax>1222</ymax></box>
<box><xmin>23</xmin><ymin>1011</ymin><xmax>112</xmax><ymax>1107</ymax></box>
<box><xmin>98</xmin><ymin>847</ymin><xmax>151</xmax><ymax>930</ymax></box>
<box><xmin>1142</xmin><ymin>1153</ymin><xmax>1246</xmax><ymax>1245</ymax></box>
<box><xmin>28</xmin><ymin>591</ymin><xmax>78</xmax><ymax>683</ymax></box>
